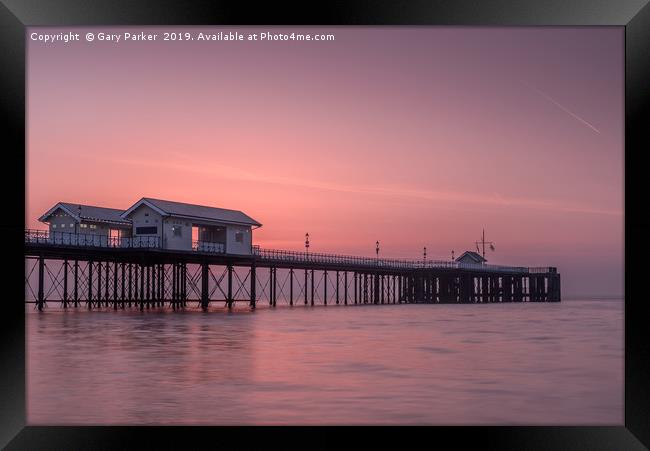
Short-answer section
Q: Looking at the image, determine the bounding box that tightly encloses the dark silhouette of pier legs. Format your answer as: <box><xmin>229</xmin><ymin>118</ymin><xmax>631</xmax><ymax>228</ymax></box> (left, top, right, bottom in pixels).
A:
<box><xmin>37</xmin><ymin>256</ymin><xmax>45</xmax><ymax>311</ymax></box>
<box><xmin>25</xmin><ymin>254</ymin><xmax>561</xmax><ymax>311</ymax></box>
<box><xmin>201</xmin><ymin>263</ymin><xmax>209</xmax><ymax>310</ymax></box>
<box><xmin>172</xmin><ymin>263</ymin><xmax>177</xmax><ymax>309</ymax></box>
<box><xmin>311</xmin><ymin>269</ymin><xmax>315</xmax><ymax>306</ymax></box>
<box><xmin>113</xmin><ymin>261</ymin><xmax>118</xmax><ymax>310</ymax></box>
<box><xmin>96</xmin><ymin>261</ymin><xmax>102</xmax><ymax>307</ymax></box>
<box><xmin>62</xmin><ymin>259</ymin><xmax>68</xmax><ymax>308</ymax></box>
<box><xmin>227</xmin><ymin>264</ymin><xmax>234</xmax><ymax>309</ymax></box>
<box><xmin>105</xmin><ymin>261</ymin><xmax>110</xmax><ymax>307</ymax></box>
<box><xmin>250</xmin><ymin>264</ymin><xmax>257</xmax><ymax>309</ymax></box>
<box><xmin>336</xmin><ymin>271</ymin><xmax>339</xmax><ymax>305</ymax></box>
<box><xmin>333</xmin><ymin>271</ymin><xmax>337</xmax><ymax>304</ymax></box>
<box><xmin>88</xmin><ymin>260</ymin><xmax>93</xmax><ymax>309</ymax></box>
<box><xmin>304</xmin><ymin>269</ymin><xmax>308</xmax><ymax>305</ymax></box>
<box><xmin>363</xmin><ymin>274</ymin><xmax>368</xmax><ymax>304</ymax></box>
<box><xmin>283</xmin><ymin>268</ymin><xmax>291</xmax><ymax>306</ymax></box>
<box><xmin>73</xmin><ymin>259</ymin><xmax>79</xmax><ymax>307</ymax></box>
<box><xmin>120</xmin><ymin>262</ymin><xmax>126</xmax><ymax>308</ymax></box>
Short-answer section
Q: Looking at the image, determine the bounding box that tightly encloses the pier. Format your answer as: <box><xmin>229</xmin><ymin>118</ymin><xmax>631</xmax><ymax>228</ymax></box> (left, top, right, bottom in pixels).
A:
<box><xmin>24</xmin><ymin>229</ymin><xmax>561</xmax><ymax>311</ymax></box>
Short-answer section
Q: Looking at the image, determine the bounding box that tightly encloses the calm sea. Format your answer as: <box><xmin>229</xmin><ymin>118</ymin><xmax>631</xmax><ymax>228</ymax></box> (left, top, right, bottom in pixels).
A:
<box><xmin>26</xmin><ymin>299</ymin><xmax>623</xmax><ymax>425</ymax></box>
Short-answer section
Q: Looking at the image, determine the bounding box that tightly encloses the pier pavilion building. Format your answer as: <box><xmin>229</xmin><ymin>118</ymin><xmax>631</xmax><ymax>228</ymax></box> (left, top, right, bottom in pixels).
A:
<box><xmin>120</xmin><ymin>198</ymin><xmax>261</xmax><ymax>254</ymax></box>
<box><xmin>38</xmin><ymin>202</ymin><xmax>132</xmax><ymax>244</ymax></box>
<box><xmin>38</xmin><ymin>198</ymin><xmax>262</xmax><ymax>255</ymax></box>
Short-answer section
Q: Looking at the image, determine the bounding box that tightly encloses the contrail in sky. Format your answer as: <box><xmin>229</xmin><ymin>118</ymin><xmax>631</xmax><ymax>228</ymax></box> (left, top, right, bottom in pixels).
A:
<box><xmin>522</xmin><ymin>81</ymin><xmax>601</xmax><ymax>134</ymax></box>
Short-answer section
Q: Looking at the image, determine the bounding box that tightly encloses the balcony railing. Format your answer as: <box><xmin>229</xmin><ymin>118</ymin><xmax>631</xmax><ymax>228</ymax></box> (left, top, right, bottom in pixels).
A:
<box><xmin>192</xmin><ymin>240</ymin><xmax>226</xmax><ymax>253</ymax></box>
<box><xmin>25</xmin><ymin>229</ymin><xmax>159</xmax><ymax>249</ymax></box>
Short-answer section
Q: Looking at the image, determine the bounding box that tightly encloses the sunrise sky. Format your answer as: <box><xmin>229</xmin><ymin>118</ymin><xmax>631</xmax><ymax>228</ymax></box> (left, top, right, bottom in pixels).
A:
<box><xmin>26</xmin><ymin>27</ymin><xmax>623</xmax><ymax>297</ymax></box>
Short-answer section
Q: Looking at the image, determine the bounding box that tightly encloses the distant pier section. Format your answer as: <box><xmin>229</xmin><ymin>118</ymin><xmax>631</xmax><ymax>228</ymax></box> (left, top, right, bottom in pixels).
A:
<box><xmin>25</xmin><ymin>198</ymin><xmax>561</xmax><ymax>311</ymax></box>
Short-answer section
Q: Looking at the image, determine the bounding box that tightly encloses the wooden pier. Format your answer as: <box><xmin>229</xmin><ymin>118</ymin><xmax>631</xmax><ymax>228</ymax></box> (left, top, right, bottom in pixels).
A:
<box><xmin>24</xmin><ymin>230</ymin><xmax>560</xmax><ymax>311</ymax></box>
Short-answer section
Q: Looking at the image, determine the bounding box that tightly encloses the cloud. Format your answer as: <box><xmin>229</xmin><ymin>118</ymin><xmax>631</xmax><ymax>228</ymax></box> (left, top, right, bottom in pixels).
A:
<box><xmin>99</xmin><ymin>155</ymin><xmax>622</xmax><ymax>217</ymax></box>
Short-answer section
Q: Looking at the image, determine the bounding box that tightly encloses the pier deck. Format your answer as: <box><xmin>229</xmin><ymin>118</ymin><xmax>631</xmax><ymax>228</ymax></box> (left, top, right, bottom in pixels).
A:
<box><xmin>24</xmin><ymin>229</ymin><xmax>561</xmax><ymax>310</ymax></box>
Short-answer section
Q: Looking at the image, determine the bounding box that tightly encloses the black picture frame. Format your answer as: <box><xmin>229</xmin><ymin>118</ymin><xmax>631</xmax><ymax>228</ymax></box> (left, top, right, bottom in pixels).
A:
<box><xmin>1</xmin><ymin>1</ymin><xmax>648</xmax><ymax>449</ymax></box>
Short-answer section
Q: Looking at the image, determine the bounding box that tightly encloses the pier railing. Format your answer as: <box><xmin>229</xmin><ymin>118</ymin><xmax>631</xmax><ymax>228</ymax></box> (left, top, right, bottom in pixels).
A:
<box><xmin>25</xmin><ymin>229</ymin><xmax>159</xmax><ymax>249</ymax></box>
<box><xmin>25</xmin><ymin>229</ymin><xmax>550</xmax><ymax>274</ymax></box>
<box><xmin>251</xmin><ymin>247</ymin><xmax>531</xmax><ymax>273</ymax></box>
<box><xmin>192</xmin><ymin>240</ymin><xmax>226</xmax><ymax>253</ymax></box>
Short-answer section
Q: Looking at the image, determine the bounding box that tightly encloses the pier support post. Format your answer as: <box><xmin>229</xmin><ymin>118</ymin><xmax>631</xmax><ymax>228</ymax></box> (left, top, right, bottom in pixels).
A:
<box><xmin>97</xmin><ymin>261</ymin><xmax>102</xmax><ymax>307</ymax></box>
<box><xmin>324</xmin><ymin>270</ymin><xmax>328</xmax><ymax>305</ymax></box>
<box><xmin>228</xmin><ymin>264</ymin><xmax>234</xmax><ymax>309</ymax></box>
<box><xmin>250</xmin><ymin>263</ymin><xmax>257</xmax><ymax>308</ymax></box>
<box><xmin>289</xmin><ymin>268</ymin><xmax>293</xmax><ymax>306</ymax></box>
<box><xmin>363</xmin><ymin>273</ymin><xmax>368</xmax><ymax>304</ymax></box>
<box><xmin>311</xmin><ymin>269</ymin><xmax>315</xmax><ymax>306</ymax></box>
<box><xmin>336</xmin><ymin>271</ymin><xmax>339</xmax><ymax>305</ymax></box>
<box><xmin>268</xmin><ymin>267</ymin><xmax>273</xmax><ymax>306</ymax></box>
<box><xmin>375</xmin><ymin>274</ymin><xmax>379</xmax><ymax>304</ymax></box>
<box><xmin>129</xmin><ymin>263</ymin><xmax>133</xmax><ymax>307</ymax></box>
<box><xmin>416</xmin><ymin>274</ymin><xmax>423</xmax><ymax>303</ymax></box>
<box><xmin>304</xmin><ymin>269</ymin><xmax>308</xmax><ymax>305</ymax></box>
<box><xmin>504</xmin><ymin>276</ymin><xmax>512</xmax><ymax>302</ymax></box>
<box><xmin>182</xmin><ymin>263</ymin><xmax>187</xmax><ymax>306</ymax></box>
<box><xmin>459</xmin><ymin>274</ymin><xmax>469</xmax><ymax>303</ymax></box>
<box><xmin>551</xmin><ymin>273</ymin><xmax>561</xmax><ymax>302</ymax></box>
<box><xmin>344</xmin><ymin>271</ymin><xmax>348</xmax><ymax>305</ymax></box>
<box><xmin>201</xmin><ymin>262</ymin><xmax>209</xmax><ymax>310</ymax></box>
<box><xmin>120</xmin><ymin>262</ymin><xmax>126</xmax><ymax>308</ymax></box>
<box><xmin>172</xmin><ymin>263</ymin><xmax>177</xmax><ymax>307</ymax></box>
<box><xmin>105</xmin><ymin>260</ymin><xmax>110</xmax><ymax>306</ymax></box>
<box><xmin>396</xmin><ymin>275</ymin><xmax>400</xmax><ymax>303</ymax></box>
<box><xmin>514</xmin><ymin>276</ymin><xmax>522</xmax><ymax>302</ymax></box>
<box><xmin>74</xmin><ymin>259</ymin><xmax>79</xmax><ymax>307</ymax></box>
<box><xmin>139</xmin><ymin>263</ymin><xmax>145</xmax><ymax>310</ymax></box>
<box><xmin>113</xmin><ymin>261</ymin><xmax>118</xmax><ymax>309</ymax></box>
<box><xmin>146</xmin><ymin>264</ymin><xmax>151</xmax><ymax>308</ymax></box>
<box><xmin>37</xmin><ymin>256</ymin><xmax>45</xmax><ymax>311</ymax></box>
<box><xmin>63</xmin><ymin>259</ymin><xmax>68</xmax><ymax>308</ymax></box>
<box><xmin>88</xmin><ymin>260</ymin><xmax>93</xmax><ymax>309</ymax></box>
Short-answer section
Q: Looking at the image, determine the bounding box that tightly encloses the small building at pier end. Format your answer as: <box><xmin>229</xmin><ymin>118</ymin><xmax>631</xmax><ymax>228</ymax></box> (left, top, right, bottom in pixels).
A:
<box><xmin>38</xmin><ymin>198</ymin><xmax>262</xmax><ymax>255</ymax></box>
<box><xmin>455</xmin><ymin>251</ymin><xmax>488</xmax><ymax>264</ymax></box>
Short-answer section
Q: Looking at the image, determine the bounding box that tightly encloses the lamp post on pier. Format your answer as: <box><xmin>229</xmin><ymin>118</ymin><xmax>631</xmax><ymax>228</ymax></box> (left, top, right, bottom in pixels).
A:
<box><xmin>376</xmin><ymin>241</ymin><xmax>380</xmax><ymax>259</ymax></box>
<box><xmin>305</xmin><ymin>233</ymin><xmax>310</xmax><ymax>256</ymax></box>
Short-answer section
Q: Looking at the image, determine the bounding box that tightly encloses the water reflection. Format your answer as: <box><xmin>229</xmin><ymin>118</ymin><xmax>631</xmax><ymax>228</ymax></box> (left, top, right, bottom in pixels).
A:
<box><xmin>27</xmin><ymin>300</ymin><xmax>623</xmax><ymax>425</ymax></box>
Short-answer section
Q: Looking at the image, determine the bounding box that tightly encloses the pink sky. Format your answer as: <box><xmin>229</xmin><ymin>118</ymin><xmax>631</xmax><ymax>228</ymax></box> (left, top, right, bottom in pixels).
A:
<box><xmin>26</xmin><ymin>27</ymin><xmax>623</xmax><ymax>297</ymax></box>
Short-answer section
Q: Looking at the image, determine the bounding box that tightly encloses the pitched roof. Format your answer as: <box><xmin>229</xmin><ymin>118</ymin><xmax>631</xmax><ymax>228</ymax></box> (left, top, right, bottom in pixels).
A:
<box><xmin>455</xmin><ymin>251</ymin><xmax>487</xmax><ymax>263</ymax></box>
<box><xmin>39</xmin><ymin>202</ymin><xmax>131</xmax><ymax>225</ymax></box>
<box><xmin>122</xmin><ymin>198</ymin><xmax>262</xmax><ymax>227</ymax></box>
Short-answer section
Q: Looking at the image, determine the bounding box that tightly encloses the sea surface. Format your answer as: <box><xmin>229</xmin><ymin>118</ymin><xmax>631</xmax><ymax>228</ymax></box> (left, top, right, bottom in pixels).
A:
<box><xmin>26</xmin><ymin>299</ymin><xmax>623</xmax><ymax>425</ymax></box>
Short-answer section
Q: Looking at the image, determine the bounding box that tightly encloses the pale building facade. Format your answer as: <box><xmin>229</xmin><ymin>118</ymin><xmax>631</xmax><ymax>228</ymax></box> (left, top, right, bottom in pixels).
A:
<box><xmin>38</xmin><ymin>203</ymin><xmax>132</xmax><ymax>246</ymax></box>
<box><xmin>38</xmin><ymin>198</ymin><xmax>261</xmax><ymax>255</ymax></box>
